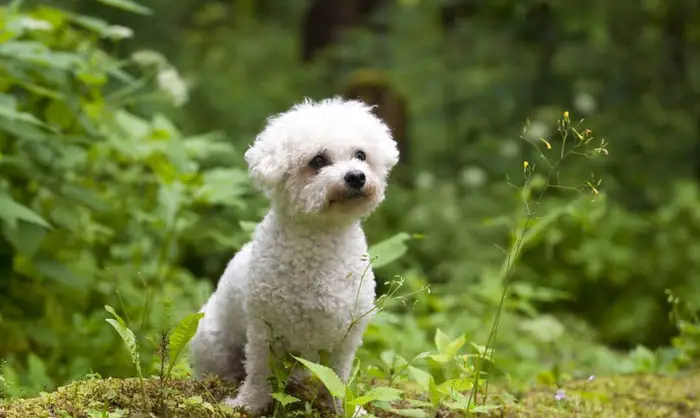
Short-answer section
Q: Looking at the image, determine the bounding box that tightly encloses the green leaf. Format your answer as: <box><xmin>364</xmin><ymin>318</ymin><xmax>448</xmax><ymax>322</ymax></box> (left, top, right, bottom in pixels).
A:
<box><xmin>0</xmin><ymin>190</ymin><xmax>51</xmax><ymax>229</ymax></box>
<box><xmin>96</xmin><ymin>0</ymin><xmax>152</xmax><ymax>15</ymax></box>
<box><xmin>407</xmin><ymin>366</ymin><xmax>433</xmax><ymax>391</ymax></box>
<box><xmin>0</xmin><ymin>41</ymin><xmax>79</xmax><ymax>71</ymax></box>
<box><xmin>426</xmin><ymin>353</ymin><xmax>451</xmax><ymax>364</ymax></box>
<box><xmin>105</xmin><ymin>305</ymin><xmax>143</xmax><ymax>378</ymax></box>
<box><xmin>2</xmin><ymin>220</ymin><xmax>46</xmax><ymax>257</ymax></box>
<box><xmin>60</xmin><ymin>185</ymin><xmax>111</xmax><ymax>212</ymax></box>
<box><xmin>436</xmin><ymin>378</ymin><xmax>472</xmax><ymax>394</ymax></box>
<box><xmin>114</xmin><ymin>109</ymin><xmax>150</xmax><ymax>138</ymax></box>
<box><xmin>408</xmin><ymin>366</ymin><xmax>440</xmax><ymax>405</ymax></box>
<box><xmin>44</xmin><ymin>99</ymin><xmax>74</xmax><ymax>130</ymax></box>
<box><xmin>394</xmin><ymin>409</ymin><xmax>428</xmax><ymax>418</ymax></box>
<box><xmin>68</xmin><ymin>14</ymin><xmax>111</xmax><ymax>35</ymax></box>
<box><xmin>293</xmin><ymin>356</ymin><xmax>346</xmax><ymax>398</ymax></box>
<box><xmin>446</xmin><ymin>334</ymin><xmax>466</xmax><ymax>357</ymax></box>
<box><xmin>27</xmin><ymin>353</ymin><xmax>53</xmax><ymax>392</ymax></box>
<box><xmin>434</xmin><ymin>329</ymin><xmax>450</xmax><ymax>354</ymax></box>
<box><xmin>351</xmin><ymin>386</ymin><xmax>403</xmax><ymax>406</ymax></box>
<box><xmin>369</xmin><ymin>232</ymin><xmax>411</xmax><ymax>269</ymax></box>
<box><xmin>0</xmin><ymin>93</ymin><xmax>45</xmax><ymax>126</ymax></box>
<box><xmin>470</xmin><ymin>342</ymin><xmax>494</xmax><ymax>357</ymax></box>
<box><xmin>272</xmin><ymin>392</ymin><xmax>301</xmax><ymax>407</ymax></box>
<box><xmin>166</xmin><ymin>312</ymin><xmax>204</xmax><ymax>376</ymax></box>
<box><xmin>32</xmin><ymin>256</ymin><xmax>85</xmax><ymax>288</ymax></box>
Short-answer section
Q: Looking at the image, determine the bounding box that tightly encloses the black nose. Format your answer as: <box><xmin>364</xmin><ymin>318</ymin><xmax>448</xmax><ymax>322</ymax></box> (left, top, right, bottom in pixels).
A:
<box><xmin>344</xmin><ymin>170</ymin><xmax>366</xmax><ymax>189</ymax></box>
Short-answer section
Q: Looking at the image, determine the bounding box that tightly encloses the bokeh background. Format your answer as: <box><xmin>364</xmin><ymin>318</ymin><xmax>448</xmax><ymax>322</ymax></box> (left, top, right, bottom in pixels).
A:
<box><xmin>1</xmin><ymin>0</ymin><xmax>699</xmax><ymax>397</ymax></box>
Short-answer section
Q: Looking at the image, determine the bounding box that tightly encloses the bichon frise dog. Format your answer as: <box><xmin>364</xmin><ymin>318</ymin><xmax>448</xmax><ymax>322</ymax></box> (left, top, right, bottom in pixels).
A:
<box><xmin>190</xmin><ymin>97</ymin><xmax>400</xmax><ymax>415</ymax></box>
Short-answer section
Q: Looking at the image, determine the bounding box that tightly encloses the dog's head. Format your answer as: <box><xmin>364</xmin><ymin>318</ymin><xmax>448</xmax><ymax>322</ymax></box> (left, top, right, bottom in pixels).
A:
<box><xmin>245</xmin><ymin>97</ymin><xmax>399</xmax><ymax>222</ymax></box>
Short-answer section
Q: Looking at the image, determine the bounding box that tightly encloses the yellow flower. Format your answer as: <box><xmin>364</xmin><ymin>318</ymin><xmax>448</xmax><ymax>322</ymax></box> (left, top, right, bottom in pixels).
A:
<box><xmin>563</xmin><ymin>111</ymin><xmax>570</xmax><ymax>120</ymax></box>
<box><xmin>587</xmin><ymin>181</ymin><xmax>599</xmax><ymax>196</ymax></box>
<box><xmin>523</xmin><ymin>161</ymin><xmax>529</xmax><ymax>170</ymax></box>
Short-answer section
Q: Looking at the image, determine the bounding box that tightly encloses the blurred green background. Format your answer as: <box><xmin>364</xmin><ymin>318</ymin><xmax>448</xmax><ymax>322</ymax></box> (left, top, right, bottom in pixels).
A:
<box><xmin>1</xmin><ymin>0</ymin><xmax>699</xmax><ymax>398</ymax></box>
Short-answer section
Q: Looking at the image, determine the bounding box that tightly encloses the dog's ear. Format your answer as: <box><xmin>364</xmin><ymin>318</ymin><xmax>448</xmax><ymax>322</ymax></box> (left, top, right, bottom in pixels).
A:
<box><xmin>377</xmin><ymin>132</ymin><xmax>400</xmax><ymax>175</ymax></box>
<box><xmin>245</xmin><ymin>129</ymin><xmax>289</xmax><ymax>194</ymax></box>
<box><xmin>367</xmin><ymin>115</ymin><xmax>400</xmax><ymax>178</ymax></box>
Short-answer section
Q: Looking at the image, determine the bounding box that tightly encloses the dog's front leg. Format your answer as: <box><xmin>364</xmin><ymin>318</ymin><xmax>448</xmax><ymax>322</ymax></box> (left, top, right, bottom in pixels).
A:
<box><xmin>224</xmin><ymin>321</ymin><xmax>273</xmax><ymax>414</ymax></box>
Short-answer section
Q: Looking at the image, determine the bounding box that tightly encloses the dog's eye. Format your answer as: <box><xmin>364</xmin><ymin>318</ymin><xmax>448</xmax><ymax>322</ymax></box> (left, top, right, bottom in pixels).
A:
<box><xmin>354</xmin><ymin>150</ymin><xmax>366</xmax><ymax>161</ymax></box>
<box><xmin>309</xmin><ymin>155</ymin><xmax>329</xmax><ymax>170</ymax></box>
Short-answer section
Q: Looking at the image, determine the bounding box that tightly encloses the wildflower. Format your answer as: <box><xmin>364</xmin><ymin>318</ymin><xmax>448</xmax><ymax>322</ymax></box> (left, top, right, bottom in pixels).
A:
<box><xmin>461</xmin><ymin>166</ymin><xmax>487</xmax><ymax>188</ymax></box>
<box><xmin>14</xmin><ymin>17</ymin><xmax>53</xmax><ymax>32</ymax></box>
<box><xmin>103</xmin><ymin>25</ymin><xmax>134</xmax><ymax>40</ymax></box>
<box><xmin>524</xmin><ymin>120</ymin><xmax>550</xmax><ymax>141</ymax></box>
<box><xmin>554</xmin><ymin>389</ymin><xmax>566</xmax><ymax>401</ymax></box>
<box><xmin>131</xmin><ymin>49</ymin><xmax>167</xmax><ymax>68</ymax></box>
<box><xmin>563</xmin><ymin>111</ymin><xmax>570</xmax><ymax>121</ymax></box>
<box><xmin>415</xmin><ymin>171</ymin><xmax>434</xmax><ymax>190</ymax></box>
<box><xmin>588</xmin><ymin>375</ymin><xmax>595</xmax><ymax>382</ymax></box>
<box><xmin>499</xmin><ymin>139</ymin><xmax>520</xmax><ymax>158</ymax></box>
<box><xmin>523</xmin><ymin>161</ymin><xmax>529</xmax><ymax>171</ymax></box>
<box><xmin>157</xmin><ymin>67</ymin><xmax>189</xmax><ymax>107</ymax></box>
<box><xmin>574</xmin><ymin>92</ymin><xmax>597</xmax><ymax>114</ymax></box>
<box><xmin>587</xmin><ymin>181</ymin><xmax>600</xmax><ymax>196</ymax></box>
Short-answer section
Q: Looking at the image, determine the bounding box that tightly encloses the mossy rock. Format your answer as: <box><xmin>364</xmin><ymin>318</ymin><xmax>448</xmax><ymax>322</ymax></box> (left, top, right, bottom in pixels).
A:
<box><xmin>1</xmin><ymin>373</ymin><xmax>699</xmax><ymax>417</ymax></box>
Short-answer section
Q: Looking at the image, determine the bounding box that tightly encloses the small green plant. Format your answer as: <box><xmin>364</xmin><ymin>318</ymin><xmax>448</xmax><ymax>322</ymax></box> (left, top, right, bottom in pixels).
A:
<box><xmin>104</xmin><ymin>303</ymin><xmax>204</xmax><ymax>411</ymax></box>
<box><xmin>293</xmin><ymin>355</ymin><xmax>403</xmax><ymax>418</ymax></box>
<box><xmin>469</xmin><ymin>111</ymin><xmax>609</xmax><ymax>407</ymax></box>
<box><xmin>667</xmin><ymin>289</ymin><xmax>700</xmax><ymax>368</ymax></box>
<box><xmin>105</xmin><ymin>305</ymin><xmax>147</xmax><ymax>400</ymax></box>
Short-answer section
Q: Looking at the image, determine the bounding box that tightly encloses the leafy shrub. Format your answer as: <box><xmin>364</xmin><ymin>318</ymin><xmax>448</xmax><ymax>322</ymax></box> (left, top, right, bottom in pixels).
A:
<box><xmin>518</xmin><ymin>182</ymin><xmax>700</xmax><ymax>348</ymax></box>
<box><xmin>0</xmin><ymin>2</ymin><xmax>259</xmax><ymax>395</ymax></box>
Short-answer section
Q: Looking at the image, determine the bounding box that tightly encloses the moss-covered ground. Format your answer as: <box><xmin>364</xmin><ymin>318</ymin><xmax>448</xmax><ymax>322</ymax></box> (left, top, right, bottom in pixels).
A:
<box><xmin>1</xmin><ymin>373</ymin><xmax>698</xmax><ymax>417</ymax></box>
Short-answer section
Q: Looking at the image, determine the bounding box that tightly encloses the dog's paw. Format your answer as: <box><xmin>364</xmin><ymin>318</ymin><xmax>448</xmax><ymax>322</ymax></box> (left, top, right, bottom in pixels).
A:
<box><xmin>352</xmin><ymin>405</ymin><xmax>369</xmax><ymax>416</ymax></box>
<box><xmin>223</xmin><ymin>396</ymin><xmax>246</xmax><ymax>410</ymax></box>
<box><xmin>223</xmin><ymin>394</ymin><xmax>269</xmax><ymax>415</ymax></box>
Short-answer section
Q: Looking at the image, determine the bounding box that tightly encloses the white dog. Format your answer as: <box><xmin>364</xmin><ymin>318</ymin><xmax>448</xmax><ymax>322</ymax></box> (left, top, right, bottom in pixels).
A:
<box><xmin>190</xmin><ymin>97</ymin><xmax>400</xmax><ymax>415</ymax></box>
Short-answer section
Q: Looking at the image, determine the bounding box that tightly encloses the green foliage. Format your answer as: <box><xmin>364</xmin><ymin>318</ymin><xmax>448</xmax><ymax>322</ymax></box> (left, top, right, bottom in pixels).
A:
<box><xmin>166</xmin><ymin>312</ymin><xmax>205</xmax><ymax>379</ymax></box>
<box><xmin>668</xmin><ymin>290</ymin><xmax>700</xmax><ymax>369</ymax></box>
<box><xmin>104</xmin><ymin>306</ymin><xmax>143</xmax><ymax>381</ymax></box>
<box><xmin>2</xmin><ymin>0</ymin><xmax>700</xmax><ymax>415</ymax></box>
<box><xmin>0</xmin><ymin>1</ymin><xmax>256</xmax><ymax>395</ymax></box>
<box><xmin>368</xmin><ymin>232</ymin><xmax>414</xmax><ymax>270</ymax></box>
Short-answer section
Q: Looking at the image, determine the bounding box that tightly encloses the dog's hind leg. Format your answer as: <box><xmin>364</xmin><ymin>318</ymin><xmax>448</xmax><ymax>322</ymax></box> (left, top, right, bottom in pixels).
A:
<box><xmin>191</xmin><ymin>313</ymin><xmax>247</xmax><ymax>382</ymax></box>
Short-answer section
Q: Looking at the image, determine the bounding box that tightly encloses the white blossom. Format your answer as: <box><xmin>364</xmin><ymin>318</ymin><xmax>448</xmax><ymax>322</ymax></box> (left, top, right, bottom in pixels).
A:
<box><xmin>103</xmin><ymin>25</ymin><xmax>134</xmax><ymax>40</ymax></box>
<box><xmin>14</xmin><ymin>17</ymin><xmax>53</xmax><ymax>32</ymax></box>
<box><xmin>157</xmin><ymin>67</ymin><xmax>189</xmax><ymax>107</ymax></box>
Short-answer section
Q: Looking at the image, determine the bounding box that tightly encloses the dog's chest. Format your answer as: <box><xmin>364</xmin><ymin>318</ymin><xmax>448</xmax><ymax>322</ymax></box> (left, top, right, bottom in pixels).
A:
<box><xmin>248</xmin><ymin>257</ymin><xmax>374</xmax><ymax>350</ymax></box>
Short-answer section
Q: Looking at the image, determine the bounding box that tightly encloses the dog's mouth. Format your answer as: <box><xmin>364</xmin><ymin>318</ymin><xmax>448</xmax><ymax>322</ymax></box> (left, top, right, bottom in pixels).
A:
<box><xmin>328</xmin><ymin>189</ymin><xmax>367</xmax><ymax>206</ymax></box>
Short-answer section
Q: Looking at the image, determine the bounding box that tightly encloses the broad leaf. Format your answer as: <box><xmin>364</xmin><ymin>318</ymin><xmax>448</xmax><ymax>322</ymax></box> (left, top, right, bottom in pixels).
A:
<box><xmin>351</xmin><ymin>386</ymin><xmax>403</xmax><ymax>406</ymax></box>
<box><xmin>369</xmin><ymin>232</ymin><xmax>411</xmax><ymax>269</ymax></box>
<box><xmin>0</xmin><ymin>190</ymin><xmax>51</xmax><ymax>229</ymax></box>
<box><xmin>293</xmin><ymin>356</ymin><xmax>346</xmax><ymax>398</ymax></box>
<box><xmin>407</xmin><ymin>366</ymin><xmax>433</xmax><ymax>391</ymax></box>
<box><xmin>2</xmin><ymin>221</ymin><xmax>46</xmax><ymax>257</ymax></box>
<box><xmin>394</xmin><ymin>409</ymin><xmax>428</xmax><ymax>418</ymax></box>
<box><xmin>32</xmin><ymin>257</ymin><xmax>85</xmax><ymax>288</ymax></box>
<box><xmin>166</xmin><ymin>312</ymin><xmax>204</xmax><ymax>375</ymax></box>
<box><xmin>96</xmin><ymin>0</ymin><xmax>152</xmax><ymax>15</ymax></box>
<box><xmin>434</xmin><ymin>329</ymin><xmax>451</xmax><ymax>354</ymax></box>
<box><xmin>105</xmin><ymin>305</ymin><xmax>142</xmax><ymax>378</ymax></box>
<box><xmin>272</xmin><ymin>392</ymin><xmax>300</xmax><ymax>406</ymax></box>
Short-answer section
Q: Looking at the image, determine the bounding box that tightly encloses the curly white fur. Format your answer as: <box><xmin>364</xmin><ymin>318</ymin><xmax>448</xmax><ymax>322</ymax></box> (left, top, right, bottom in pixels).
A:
<box><xmin>190</xmin><ymin>97</ymin><xmax>399</xmax><ymax>415</ymax></box>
